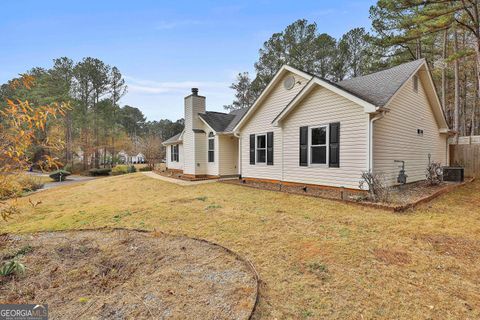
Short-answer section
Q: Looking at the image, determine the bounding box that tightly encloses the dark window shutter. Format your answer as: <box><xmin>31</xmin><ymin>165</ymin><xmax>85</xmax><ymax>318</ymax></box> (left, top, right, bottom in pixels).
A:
<box><xmin>267</xmin><ymin>132</ymin><xmax>274</xmax><ymax>165</ymax></box>
<box><xmin>329</xmin><ymin>122</ymin><xmax>340</xmax><ymax>167</ymax></box>
<box><xmin>171</xmin><ymin>146</ymin><xmax>174</xmax><ymax>162</ymax></box>
<box><xmin>249</xmin><ymin>134</ymin><xmax>255</xmax><ymax>165</ymax></box>
<box><xmin>299</xmin><ymin>126</ymin><xmax>308</xmax><ymax>166</ymax></box>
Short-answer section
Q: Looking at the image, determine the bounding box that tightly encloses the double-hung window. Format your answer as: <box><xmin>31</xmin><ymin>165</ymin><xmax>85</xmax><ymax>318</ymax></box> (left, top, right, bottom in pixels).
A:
<box><xmin>208</xmin><ymin>132</ymin><xmax>214</xmax><ymax>162</ymax></box>
<box><xmin>171</xmin><ymin>144</ymin><xmax>179</xmax><ymax>162</ymax></box>
<box><xmin>256</xmin><ymin>134</ymin><xmax>266</xmax><ymax>163</ymax></box>
<box><xmin>310</xmin><ymin>126</ymin><xmax>327</xmax><ymax>165</ymax></box>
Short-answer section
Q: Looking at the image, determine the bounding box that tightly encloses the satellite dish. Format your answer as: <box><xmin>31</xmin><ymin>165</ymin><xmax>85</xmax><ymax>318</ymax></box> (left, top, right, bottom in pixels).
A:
<box><xmin>283</xmin><ymin>75</ymin><xmax>295</xmax><ymax>90</ymax></box>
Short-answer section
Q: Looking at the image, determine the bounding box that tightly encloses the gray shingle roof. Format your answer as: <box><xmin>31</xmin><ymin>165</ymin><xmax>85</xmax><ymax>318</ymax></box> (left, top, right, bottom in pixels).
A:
<box><xmin>198</xmin><ymin>108</ymin><xmax>248</xmax><ymax>133</ymax></box>
<box><xmin>162</xmin><ymin>132</ymin><xmax>182</xmax><ymax>145</ymax></box>
<box><xmin>224</xmin><ymin>108</ymin><xmax>249</xmax><ymax>132</ymax></box>
<box><xmin>199</xmin><ymin>111</ymin><xmax>236</xmax><ymax>132</ymax></box>
<box><xmin>335</xmin><ymin>59</ymin><xmax>425</xmax><ymax>107</ymax></box>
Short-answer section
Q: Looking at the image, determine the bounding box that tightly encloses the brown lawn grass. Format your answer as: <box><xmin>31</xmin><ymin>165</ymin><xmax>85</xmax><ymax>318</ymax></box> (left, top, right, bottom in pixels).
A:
<box><xmin>2</xmin><ymin>173</ymin><xmax>480</xmax><ymax>319</ymax></box>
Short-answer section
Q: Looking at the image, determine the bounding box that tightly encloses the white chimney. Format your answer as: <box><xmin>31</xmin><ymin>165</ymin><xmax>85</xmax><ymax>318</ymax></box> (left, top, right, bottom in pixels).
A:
<box><xmin>184</xmin><ymin>88</ymin><xmax>206</xmax><ymax>130</ymax></box>
<box><xmin>183</xmin><ymin>88</ymin><xmax>206</xmax><ymax>175</ymax></box>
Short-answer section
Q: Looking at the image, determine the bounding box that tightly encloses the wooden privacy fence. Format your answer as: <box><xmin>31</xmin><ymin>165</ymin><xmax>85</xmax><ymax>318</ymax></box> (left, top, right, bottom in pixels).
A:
<box><xmin>449</xmin><ymin>135</ymin><xmax>480</xmax><ymax>178</ymax></box>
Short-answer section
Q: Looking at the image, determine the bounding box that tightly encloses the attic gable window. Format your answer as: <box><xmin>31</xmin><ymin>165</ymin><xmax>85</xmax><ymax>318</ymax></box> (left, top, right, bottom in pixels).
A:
<box><xmin>208</xmin><ymin>132</ymin><xmax>214</xmax><ymax>163</ymax></box>
<box><xmin>413</xmin><ymin>75</ymin><xmax>419</xmax><ymax>93</ymax></box>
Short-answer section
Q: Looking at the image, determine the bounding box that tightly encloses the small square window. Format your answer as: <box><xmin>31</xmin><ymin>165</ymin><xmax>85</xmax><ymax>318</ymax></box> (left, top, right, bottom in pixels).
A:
<box><xmin>417</xmin><ymin>129</ymin><xmax>424</xmax><ymax>136</ymax></box>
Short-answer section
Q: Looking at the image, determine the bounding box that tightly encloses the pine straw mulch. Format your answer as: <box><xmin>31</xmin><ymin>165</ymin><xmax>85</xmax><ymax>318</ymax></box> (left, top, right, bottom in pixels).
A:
<box><xmin>0</xmin><ymin>229</ymin><xmax>258</xmax><ymax>320</ymax></box>
<box><xmin>223</xmin><ymin>178</ymin><xmax>472</xmax><ymax>212</ymax></box>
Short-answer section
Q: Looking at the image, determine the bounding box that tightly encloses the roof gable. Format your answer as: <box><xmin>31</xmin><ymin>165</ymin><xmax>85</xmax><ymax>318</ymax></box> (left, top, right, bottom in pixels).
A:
<box><xmin>272</xmin><ymin>59</ymin><xmax>449</xmax><ymax>128</ymax></box>
<box><xmin>336</xmin><ymin>59</ymin><xmax>425</xmax><ymax>107</ymax></box>
<box><xmin>162</xmin><ymin>131</ymin><xmax>183</xmax><ymax>145</ymax></box>
<box><xmin>232</xmin><ymin>65</ymin><xmax>311</xmax><ymax>132</ymax></box>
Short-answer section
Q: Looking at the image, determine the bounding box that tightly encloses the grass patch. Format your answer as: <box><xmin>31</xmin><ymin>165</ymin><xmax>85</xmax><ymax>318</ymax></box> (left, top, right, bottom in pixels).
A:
<box><xmin>2</xmin><ymin>173</ymin><xmax>480</xmax><ymax>319</ymax></box>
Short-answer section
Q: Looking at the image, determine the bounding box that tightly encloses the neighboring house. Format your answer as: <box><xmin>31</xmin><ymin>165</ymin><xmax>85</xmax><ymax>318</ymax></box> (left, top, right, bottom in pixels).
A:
<box><xmin>118</xmin><ymin>151</ymin><xmax>145</xmax><ymax>164</ymax></box>
<box><xmin>163</xmin><ymin>59</ymin><xmax>450</xmax><ymax>189</ymax></box>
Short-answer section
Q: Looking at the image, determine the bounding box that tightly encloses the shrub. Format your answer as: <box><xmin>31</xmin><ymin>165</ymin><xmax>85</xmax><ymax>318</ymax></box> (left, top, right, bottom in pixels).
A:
<box><xmin>112</xmin><ymin>165</ymin><xmax>137</xmax><ymax>175</ymax></box>
<box><xmin>0</xmin><ymin>174</ymin><xmax>44</xmax><ymax>200</ymax></box>
<box><xmin>89</xmin><ymin>168</ymin><xmax>111</xmax><ymax>176</ymax></box>
<box><xmin>49</xmin><ymin>170</ymin><xmax>71</xmax><ymax>182</ymax></box>
<box><xmin>111</xmin><ymin>165</ymin><xmax>129</xmax><ymax>175</ymax></box>
<box><xmin>359</xmin><ymin>171</ymin><xmax>391</xmax><ymax>203</ymax></box>
<box><xmin>0</xmin><ymin>259</ymin><xmax>25</xmax><ymax>276</ymax></box>
<box><xmin>15</xmin><ymin>174</ymin><xmax>44</xmax><ymax>191</ymax></box>
<box><xmin>426</xmin><ymin>162</ymin><xmax>443</xmax><ymax>186</ymax></box>
<box><xmin>139</xmin><ymin>166</ymin><xmax>152</xmax><ymax>172</ymax></box>
<box><xmin>0</xmin><ymin>178</ymin><xmax>22</xmax><ymax>200</ymax></box>
<box><xmin>64</xmin><ymin>163</ymin><xmax>84</xmax><ymax>174</ymax></box>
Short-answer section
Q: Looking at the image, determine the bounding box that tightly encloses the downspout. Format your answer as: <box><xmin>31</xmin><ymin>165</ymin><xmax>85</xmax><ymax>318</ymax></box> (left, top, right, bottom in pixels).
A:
<box><xmin>368</xmin><ymin>111</ymin><xmax>386</xmax><ymax>172</ymax></box>
<box><xmin>234</xmin><ymin>131</ymin><xmax>241</xmax><ymax>177</ymax></box>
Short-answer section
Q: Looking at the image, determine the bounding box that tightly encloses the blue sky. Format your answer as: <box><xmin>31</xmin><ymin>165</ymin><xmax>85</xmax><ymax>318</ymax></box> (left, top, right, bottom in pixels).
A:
<box><xmin>0</xmin><ymin>0</ymin><xmax>376</xmax><ymax>121</ymax></box>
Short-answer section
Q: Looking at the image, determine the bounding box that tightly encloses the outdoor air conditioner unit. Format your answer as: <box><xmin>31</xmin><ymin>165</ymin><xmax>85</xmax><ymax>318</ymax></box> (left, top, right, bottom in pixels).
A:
<box><xmin>442</xmin><ymin>167</ymin><xmax>464</xmax><ymax>182</ymax></box>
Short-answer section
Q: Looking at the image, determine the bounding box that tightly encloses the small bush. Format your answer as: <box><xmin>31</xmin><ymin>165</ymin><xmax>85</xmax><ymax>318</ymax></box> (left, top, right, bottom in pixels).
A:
<box><xmin>0</xmin><ymin>174</ymin><xmax>44</xmax><ymax>200</ymax></box>
<box><xmin>0</xmin><ymin>178</ymin><xmax>22</xmax><ymax>200</ymax></box>
<box><xmin>89</xmin><ymin>168</ymin><xmax>111</xmax><ymax>176</ymax></box>
<box><xmin>139</xmin><ymin>166</ymin><xmax>152</xmax><ymax>172</ymax></box>
<box><xmin>64</xmin><ymin>163</ymin><xmax>84</xmax><ymax>174</ymax></box>
<box><xmin>112</xmin><ymin>165</ymin><xmax>137</xmax><ymax>175</ymax></box>
<box><xmin>359</xmin><ymin>171</ymin><xmax>391</xmax><ymax>203</ymax></box>
<box><xmin>49</xmin><ymin>170</ymin><xmax>71</xmax><ymax>182</ymax></box>
<box><xmin>112</xmin><ymin>165</ymin><xmax>129</xmax><ymax>175</ymax></box>
<box><xmin>0</xmin><ymin>260</ymin><xmax>25</xmax><ymax>276</ymax></box>
<box><xmin>426</xmin><ymin>162</ymin><xmax>443</xmax><ymax>186</ymax></box>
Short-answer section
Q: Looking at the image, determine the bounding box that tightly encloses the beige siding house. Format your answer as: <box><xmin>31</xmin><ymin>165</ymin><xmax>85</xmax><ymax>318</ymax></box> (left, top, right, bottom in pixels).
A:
<box><xmin>163</xmin><ymin>59</ymin><xmax>450</xmax><ymax>189</ymax></box>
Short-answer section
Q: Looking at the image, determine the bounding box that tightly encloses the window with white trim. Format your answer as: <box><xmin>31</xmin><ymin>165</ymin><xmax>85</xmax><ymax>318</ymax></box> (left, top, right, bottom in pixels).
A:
<box><xmin>310</xmin><ymin>126</ymin><xmax>328</xmax><ymax>165</ymax></box>
<box><xmin>256</xmin><ymin>134</ymin><xmax>266</xmax><ymax>163</ymax></box>
<box><xmin>208</xmin><ymin>132</ymin><xmax>214</xmax><ymax>162</ymax></box>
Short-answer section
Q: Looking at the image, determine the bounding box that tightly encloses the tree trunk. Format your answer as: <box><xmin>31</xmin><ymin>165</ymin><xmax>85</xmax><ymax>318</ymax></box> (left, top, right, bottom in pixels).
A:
<box><xmin>94</xmin><ymin>95</ymin><xmax>100</xmax><ymax>168</ymax></box>
<box><xmin>473</xmin><ymin>64</ymin><xmax>478</xmax><ymax>136</ymax></box>
<box><xmin>442</xmin><ymin>28</ymin><xmax>448</xmax><ymax>111</ymax></box>
<box><xmin>454</xmin><ymin>28</ymin><xmax>460</xmax><ymax>143</ymax></box>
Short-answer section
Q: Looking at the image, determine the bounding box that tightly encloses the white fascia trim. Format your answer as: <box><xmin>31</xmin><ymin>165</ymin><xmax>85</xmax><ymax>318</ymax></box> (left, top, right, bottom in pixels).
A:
<box><xmin>162</xmin><ymin>140</ymin><xmax>183</xmax><ymax>146</ymax></box>
<box><xmin>198</xmin><ymin>116</ymin><xmax>217</xmax><ymax>134</ymax></box>
<box><xmin>232</xmin><ymin>65</ymin><xmax>310</xmax><ymax>132</ymax></box>
<box><xmin>273</xmin><ymin>77</ymin><xmax>378</xmax><ymax>126</ymax></box>
<box><xmin>421</xmin><ymin>64</ymin><xmax>450</xmax><ymax>131</ymax></box>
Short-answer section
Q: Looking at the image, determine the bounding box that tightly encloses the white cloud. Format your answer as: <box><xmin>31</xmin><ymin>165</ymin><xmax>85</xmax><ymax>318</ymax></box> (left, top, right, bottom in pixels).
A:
<box><xmin>125</xmin><ymin>75</ymin><xmax>229</xmax><ymax>95</ymax></box>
